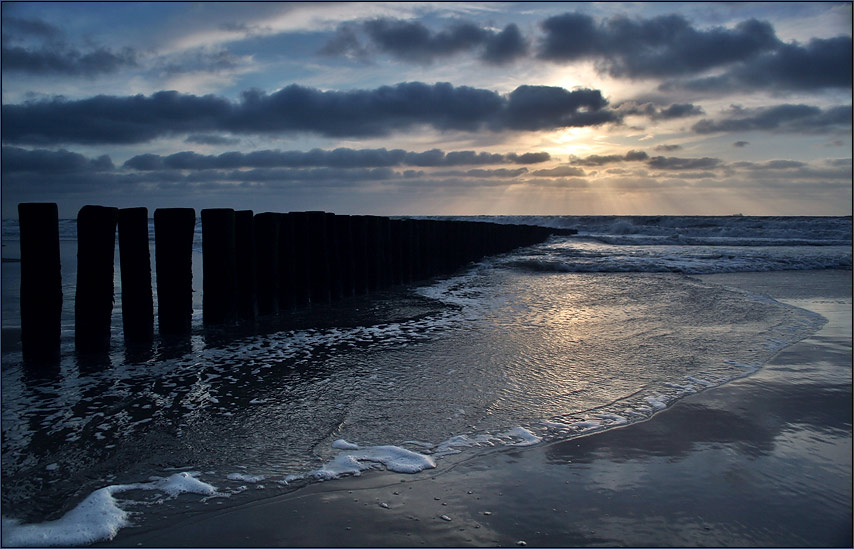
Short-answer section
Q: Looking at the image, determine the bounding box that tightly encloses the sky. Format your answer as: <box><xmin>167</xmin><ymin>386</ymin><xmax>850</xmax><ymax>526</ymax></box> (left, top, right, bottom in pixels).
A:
<box><xmin>1</xmin><ymin>1</ymin><xmax>851</xmax><ymax>218</ymax></box>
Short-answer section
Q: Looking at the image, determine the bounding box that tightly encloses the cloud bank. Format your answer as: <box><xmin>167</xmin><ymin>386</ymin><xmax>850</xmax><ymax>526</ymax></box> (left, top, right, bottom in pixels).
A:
<box><xmin>318</xmin><ymin>12</ymin><xmax>851</xmax><ymax>92</ymax></box>
<box><xmin>322</xmin><ymin>18</ymin><xmax>528</xmax><ymax>65</ymax></box>
<box><xmin>1</xmin><ymin>82</ymin><xmax>618</xmax><ymax>144</ymax></box>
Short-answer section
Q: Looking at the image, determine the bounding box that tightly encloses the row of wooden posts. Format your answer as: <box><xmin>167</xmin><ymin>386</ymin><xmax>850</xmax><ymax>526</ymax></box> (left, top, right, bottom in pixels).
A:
<box><xmin>17</xmin><ymin>202</ymin><xmax>574</xmax><ymax>364</ymax></box>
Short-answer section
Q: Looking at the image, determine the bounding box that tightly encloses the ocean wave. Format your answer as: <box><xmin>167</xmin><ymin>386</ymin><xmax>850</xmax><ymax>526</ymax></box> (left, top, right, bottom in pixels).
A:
<box><xmin>502</xmin><ymin>253</ymin><xmax>852</xmax><ymax>275</ymax></box>
<box><xmin>587</xmin><ymin>234</ymin><xmax>852</xmax><ymax>247</ymax></box>
<box><xmin>411</xmin><ymin>215</ymin><xmax>852</xmax><ymax>247</ymax></box>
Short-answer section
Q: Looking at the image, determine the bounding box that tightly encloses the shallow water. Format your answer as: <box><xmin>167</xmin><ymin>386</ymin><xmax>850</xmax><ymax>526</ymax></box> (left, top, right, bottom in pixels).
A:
<box><xmin>1</xmin><ymin>253</ymin><xmax>823</xmax><ymax>529</ymax></box>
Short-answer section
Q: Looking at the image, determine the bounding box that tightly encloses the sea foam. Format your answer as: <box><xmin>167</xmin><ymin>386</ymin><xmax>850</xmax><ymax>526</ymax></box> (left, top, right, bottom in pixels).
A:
<box><xmin>0</xmin><ymin>472</ymin><xmax>217</xmax><ymax>547</ymax></box>
<box><xmin>309</xmin><ymin>441</ymin><xmax>436</xmax><ymax>480</ymax></box>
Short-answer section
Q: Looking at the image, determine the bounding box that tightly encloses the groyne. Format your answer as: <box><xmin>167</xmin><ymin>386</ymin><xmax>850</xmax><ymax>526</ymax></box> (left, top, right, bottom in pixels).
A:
<box><xmin>16</xmin><ymin>203</ymin><xmax>576</xmax><ymax>364</ymax></box>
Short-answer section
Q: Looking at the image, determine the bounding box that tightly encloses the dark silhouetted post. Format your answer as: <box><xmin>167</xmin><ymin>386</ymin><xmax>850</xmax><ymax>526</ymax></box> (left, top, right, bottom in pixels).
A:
<box><xmin>75</xmin><ymin>205</ymin><xmax>119</xmax><ymax>354</ymax></box>
<box><xmin>235</xmin><ymin>210</ymin><xmax>257</xmax><ymax>321</ymax></box>
<box><xmin>201</xmin><ymin>208</ymin><xmax>237</xmax><ymax>325</ymax></box>
<box><xmin>306</xmin><ymin>211</ymin><xmax>331</xmax><ymax>305</ymax></box>
<box><xmin>279</xmin><ymin>213</ymin><xmax>308</xmax><ymax>311</ymax></box>
<box><xmin>378</xmin><ymin>216</ymin><xmax>392</xmax><ymax>288</ymax></box>
<box><xmin>389</xmin><ymin>219</ymin><xmax>407</xmax><ymax>285</ymax></box>
<box><xmin>154</xmin><ymin>208</ymin><xmax>195</xmax><ymax>336</ymax></box>
<box><xmin>118</xmin><ymin>207</ymin><xmax>154</xmax><ymax>344</ymax></box>
<box><xmin>18</xmin><ymin>202</ymin><xmax>62</xmax><ymax>364</ymax></box>
<box><xmin>286</xmin><ymin>212</ymin><xmax>312</xmax><ymax>308</ymax></box>
<box><xmin>403</xmin><ymin>219</ymin><xmax>420</xmax><ymax>283</ymax></box>
<box><xmin>334</xmin><ymin>215</ymin><xmax>355</xmax><ymax>297</ymax></box>
<box><xmin>254</xmin><ymin>212</ymin><xmax>279</xmax><ymax>316</ymax></box>
<box><xmin>325</xmin><ymin>213</ymin><xmax>343</xmax><ymax>301</ymax></box>
<box><xmin>363</xmin><ymin>215</ymin><xmax>384</xmax><ymax>291</ymax></box>
<box><xmin>404</xmin><ymin>219</ymin><xmax>417</xmax><ymax>284</ymax></box>
<box><xmin>418</xmin><ymin>220</ymin><xmax>438</xmax><ymax>279</ymax></box>
<box><xmin>349</xmin><ymin>216</ymin><xmax>369</xmax><ymax>295</ymax></box>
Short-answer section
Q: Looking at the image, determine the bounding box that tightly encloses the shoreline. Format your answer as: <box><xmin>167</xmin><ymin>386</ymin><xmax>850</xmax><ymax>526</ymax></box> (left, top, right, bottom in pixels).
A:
<box><xmin>96</xmin><ymin>269</ymin><xmax>853</xmax><ymax>547</ymax></box>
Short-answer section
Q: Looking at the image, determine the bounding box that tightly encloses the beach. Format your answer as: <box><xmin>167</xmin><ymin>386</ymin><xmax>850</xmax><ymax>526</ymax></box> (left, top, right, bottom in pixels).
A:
<box><xmin>94</xmin><ymin>269</ymin><xmax>852</xmax><ymax>547</ymax></box>
<box><xmin>2</xmin><ymin>1</ymin><xmax>852</xmax><ymax>545</ymax></box>
<box><xmin>2</xmin><ymin>216</ymin><xmax>851</xmax><ymax>548</ymax></box>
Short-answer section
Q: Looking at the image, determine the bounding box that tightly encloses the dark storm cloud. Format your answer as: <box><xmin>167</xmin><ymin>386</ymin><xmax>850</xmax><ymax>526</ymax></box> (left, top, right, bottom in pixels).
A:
<box><xmin>2</xmin><ymin>146</ymin><xmax>114</xmax><ymax>173</ymax></box>
<box><xmin>500</xmin><ymin>85</ymin><xmax>617</xmax><ymax>130</ymax></box>
<box><xmin>321</xmin><ymin>18</ymin><xmax>528</xmax><ymax>65</ymax></box>
<box><xmin>2</xmin><ymin>91</ymin><xmax>233</xmax><ymax>144</ymax></box>
<box><xmin>731</xmin><ymin>160</ymin><xmax>806</xmax><ymax>170</ymax></box>
<box><xmin>363</xmin><ymin>19</ymin><xmax>486</xmax><ymax>63</ymax></box>
<box><xmin>669</xmin><ymin>35</ymin><xmax>853</xmax><ymax>92</ymax></box>
<box><xmin>733</xmin><ymin>141</ymin><xmax>750</xmax><ymax>148</ymax></box>
<box><xmin>319</xmin><ymin>23</ymin><xmax>370</xmax><ymax>60</ymax></box>
<box><xmin>531</xmin><ymin>165</ymin><xmax>587</xmax><ymax>177</ymax></box>
<box><xmin>624</xmin><ymin>150</ymin><xmax>650</xmax><ymax>162</ymax></box>
<box><xmin>2</xmin><ymin>83</ymin><xmax>617</xmax><ymax>145</ymax></box>
<box><xmin>653</xmin><ymin>103</ymin><xmax>705</xmax><ymax>120</ymax></box>
<box><xmin>647</xmin><ymin>156</ymin><xmax>723</xmax><ymax>170</ymax></box>
<box><xmin>422</xmin><ymin>150</ymin><xmax>503</xmax><ymax>166</ymax></box>
<box><xmin>655</xmin><ymin>144</ymin><xmax>682</xmax><ymax>151</ymax></box>
<box><xmin>692</xmin><ymin>104</ymin><xmax>852</xmax><ymax>134</ymax></box>
<box><xmin>2</xmin><ymin>15</ymin><xmax>138</xmax><ymax>76</ymax></box>
<box><xmin>2</xmin><ymin>166</ymin><xmax>400</xmax><ymax>198</ymax></box>
<box><xmin>481</xmin><ymin>24</ymin><xmax>528</xmax><ymax>65</ymax></box>
<box><xmin>1</xmin><ymin>44</ymin><xmax>138</xmax><ymax>76</ymax></box>
<box><xmin>123</xmin><ymin>147</ymin><xmax>551</xmax><ymax>171</ymax></box>
<box><xmin>616</xmin><ymin>101</ymin><xmax>705</xmax><ymax>121</ymax></box>
<box><xmin>604</xmin><ymin>167</ymin><xmax>636</xmax><ymax>175</ymax></box>
<box><xmin>571</xmin><ymin>150</ymin><xmax>649</xmax><ymax>166</ymax></box>
<box><xmin>317</xmin><ymin>11</ymin><xmax>850</xmax><ymax>94</ymax></box>
<box><xmin>538</xmin><ymin>13</ymin><xmax>779</xmax><ymax>78</ymax></box>
<box><xmin>506</xmin><ymin>152</ymin><xmax>552</xmax><ymax>164</ymax></box>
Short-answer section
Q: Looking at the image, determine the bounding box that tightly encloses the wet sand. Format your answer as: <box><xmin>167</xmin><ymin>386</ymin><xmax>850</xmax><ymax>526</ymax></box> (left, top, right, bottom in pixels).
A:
<box><xmin>99</xmin><ymin>270</ymin><xmax>852</xmax><ymax>547</ymax></box>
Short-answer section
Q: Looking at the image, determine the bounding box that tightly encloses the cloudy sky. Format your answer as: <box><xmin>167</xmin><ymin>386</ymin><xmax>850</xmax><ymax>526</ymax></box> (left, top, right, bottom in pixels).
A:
<box><xmin>2</xmin><ymin>1</ymin><xmax>851</xmax><ymax>218</ymax></box>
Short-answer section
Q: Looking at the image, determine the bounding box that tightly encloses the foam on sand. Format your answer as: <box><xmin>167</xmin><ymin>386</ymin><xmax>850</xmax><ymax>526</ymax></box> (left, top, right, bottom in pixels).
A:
<box><xmin>309</xmin><ymin>440</ymin><xmax>436</xmax><ymax>480</ymax></box>
<box><xmin>227</xmin><ymin>473</ymin><xmax>265</xmax><ymax>483</ymax></box>
<box><xmin>1</xmin><ymin>472</ymin><xmax>217</xmax><ymax>547</ymax></box>
<box><xmin>499</xmin><ymin>426</ymin><xmax>542</xmax><ymax>446</ymax></box>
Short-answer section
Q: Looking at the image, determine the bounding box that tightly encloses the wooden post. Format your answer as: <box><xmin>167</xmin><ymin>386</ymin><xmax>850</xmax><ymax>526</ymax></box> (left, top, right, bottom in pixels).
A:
<box><xmin>118</xmin><ymin>207</ymin><xmax>153</xmax><ymax>344</ymax></box>
<box><xmin>235</xmin><ymin>210</ymin><xmax>257</xmax><ymax>321</ymax></box>
<box><xmin>420</xmin><ymin>220</ymin><xmax>439</xmax><ymax>278</ymax></box>
<box><xmin>277</xmin><ymin>213</ymin><xmax>300</xmax><ymax>310</ymax></box>
<box><xmin>154</xmin><ymin>208</ymin><xmax>195</xmax><ymax>336</ymax></box>
<box><xmin>378</xmin><ymin>216</ymin><xmax>392</xmax><ymax>288</ymax></box>
<box><xmin>349</xmin><ymin>215</ymin><xmax>369</xmax><ymax>295</ymax></box>
<box><xmin>75</xmin><ymin>205</ymin><xmax>118</xmax><ymax>353</ymax></box>
<box><xmin>390</xmin><ymin>219</ymin><xmax>413</xmax><ymax>285</ymax></box>
<box><xmin>201</xmin><ymin>208</ymin><xmax>237</xmax><ymax>325</ymax></box>
<box><xmin>324</xmin><ymin>213</ymin><xmax>343</xmax><ymax>301</ymax></box>
<box><xmin>254</xmin><ymin>212</ymin><xmax>279</xmax><ymax>316</ymax></box>
<box><xmin>403</xmin><ymin>219</ymin><xmax>419</xmax><ymax>283</ymax></box>
<box><xmin>363</xmin><ymin>215</ymin><xmax>384</xmax><ymax>291</ymax></box>
<box><xmin>334</xmin><ymin>215</ymin><xmax>355</xmax><ymax>298</ymax></box>
<box><xmin>305</xmin><ymin>211</ymin><xmax>331</xmax><ymax>305</ymax></box>
<box><xmin>18</xmin><ymin>202</ymin><xmax>62</xmax><ymax>364</ymax></box>
<box><xmin>401</xmin><ymin>219</ymin><xmax>416</xmax><ymax>284</ymax></box>
<box><xmin>285</xmin><ymin>212</ymin><xmax>312</xmax><ymax>308</ymax></box>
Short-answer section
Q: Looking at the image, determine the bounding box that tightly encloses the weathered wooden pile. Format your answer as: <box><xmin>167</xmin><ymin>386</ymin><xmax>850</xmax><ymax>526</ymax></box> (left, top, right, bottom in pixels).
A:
<box><xmin>17</xmin><ymin>203</ymin><xmax>575</xmax><ymax>364</ymax></box>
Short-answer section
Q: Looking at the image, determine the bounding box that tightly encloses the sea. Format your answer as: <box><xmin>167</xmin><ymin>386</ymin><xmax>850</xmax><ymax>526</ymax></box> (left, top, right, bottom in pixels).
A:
<box><xmin>1</xmin><ymin>214</ymin><xmax>851</xmax><ymax>546</ymax></box>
